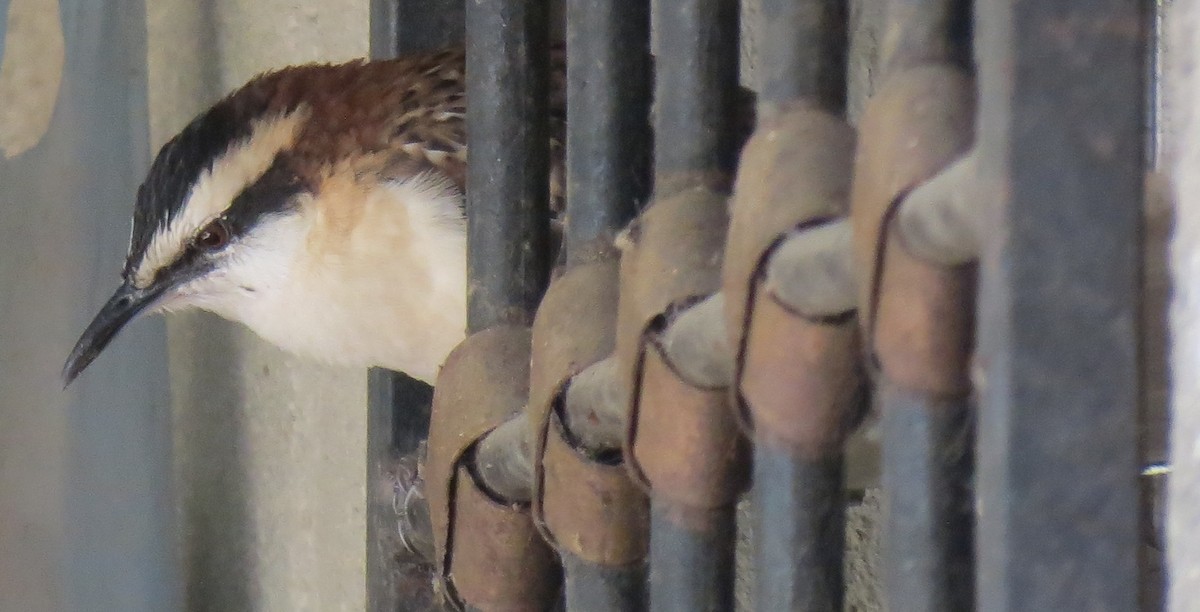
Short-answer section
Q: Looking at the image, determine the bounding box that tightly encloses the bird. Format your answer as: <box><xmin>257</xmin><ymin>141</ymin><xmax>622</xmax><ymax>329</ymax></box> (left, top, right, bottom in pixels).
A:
<box><xmin>62</xmin><ymin>45</ymin><xmax>567</xmax><ymax>386</ymax></box>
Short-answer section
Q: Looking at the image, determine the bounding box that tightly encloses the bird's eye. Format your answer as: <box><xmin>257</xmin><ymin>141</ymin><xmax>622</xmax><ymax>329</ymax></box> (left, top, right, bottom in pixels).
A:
<box><xmin>195</xmin><ymin>218</ymin><xmax>231</xmax><ymax>251</ymax></box>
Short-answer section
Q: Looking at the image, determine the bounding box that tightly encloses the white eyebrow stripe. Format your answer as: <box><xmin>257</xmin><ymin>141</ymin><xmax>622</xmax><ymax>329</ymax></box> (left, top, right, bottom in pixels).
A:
<box><xmin>133</xmin><ymin>106</ymin><xmax>310</xmax><ymax>288</ymax></box>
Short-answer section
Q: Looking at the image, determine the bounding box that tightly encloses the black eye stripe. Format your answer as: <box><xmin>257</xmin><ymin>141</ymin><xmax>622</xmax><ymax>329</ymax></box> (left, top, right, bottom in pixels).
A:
<box><xmin>221</xmin><ymin>156</ymin><xmax>308</xmax><ymax>234</ymax></box>
<box><xmin>149</xmin><ymin>242</ymin><xmax>213</xmax><ymax>289</ymax></box>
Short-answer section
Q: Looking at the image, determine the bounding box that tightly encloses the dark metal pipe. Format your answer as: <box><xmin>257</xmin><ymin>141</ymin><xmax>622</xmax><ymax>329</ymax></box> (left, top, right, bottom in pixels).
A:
<box><xmin>562</xmin><ymin>551</ymin><xmax>648</xmax><ymax>612</ymax></box>
<box><xmin>753</xmin><ymin>448</ymin><xmax>845</xmax><ymax>611</ymax></box>
<box><xmin>747</xmin><ymin>5</ymin><xmax>853</xmax><ymax>609</ymax></box>
<box><xmin>653</xmin><ymin>0</ymin><xmax>742</xmax><ymax>195</ymax></box>
<box><xmin>643</xmin><ymin>6</ymin><xmax>742</xmax><ymax>604</ymax></box>
<box><xmin>757</xmin><ymin>0</ymin><xmax>848</xmax><ymax>114</ymax></box>
<box><xmin>465</xmin><ymin>0</ymin><xmax>553</xmax><ymax>331</ymax></box>
<box><xmin>863</xmin><ymin>4</ymin><xmax>979</xmax><ymax>611</ymax></box>
<box><xmin>880</xmin><ymin>0</ymin><xmax>973</xmax><ymax>75</ymax></box>
<box><xmin>880</xmin><ymin>383</ymin><xmax>974</xmax><ymax>611</ymax></box>
<box><xmin>550</xmin><ymin>3</ymin><xmax>655</xmax><ymax>605</ymax></box>
<box><xmin>649</xmin><ymin>502</ymin><xmax>738</xmax><ymax>612</ymax></box>
<box><xmin>564</xmin><ymin>0</ymin><xmax>652</xmax><ymax>264</ymax></box>
<box><xmin>370</xmin><ymin>0</ymin><xmax>464</xmax><ymax>58</ymax></box>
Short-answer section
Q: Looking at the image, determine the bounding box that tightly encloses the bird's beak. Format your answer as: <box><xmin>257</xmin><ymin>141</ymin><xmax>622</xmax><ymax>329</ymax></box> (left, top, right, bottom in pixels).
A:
<box><xmin>62</xmin><ymin>280</ymin><xmax>165</xmax><ymax>386</ymax></box>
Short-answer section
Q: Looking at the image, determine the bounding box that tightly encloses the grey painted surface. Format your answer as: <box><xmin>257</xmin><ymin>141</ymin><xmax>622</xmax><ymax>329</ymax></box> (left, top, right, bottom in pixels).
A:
<box><xmin>1168</xmin><ymin>0</ymin><xmax>1200</xmax><ymax>608</ymax></box>
<box><xmin>0</xmin><ymin>1</ymin><xmax>179</xmax><ymax>611</ymax></box>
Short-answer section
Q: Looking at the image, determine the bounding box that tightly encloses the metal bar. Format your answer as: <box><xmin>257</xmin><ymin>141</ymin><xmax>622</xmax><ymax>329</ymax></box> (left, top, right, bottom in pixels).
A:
<box><xmin>653</xmin><ymin>0</ymin><xmax>742</xmax><ymax>195</ymax></box>
<box><xmin>455</xmin><ymin>0</ymin><xmax>554</xmax><ymax>540</ymax></box>
<box><xmin>855</xmin><ymin>4</ymin><xmax>977</xmax><ymax>610</ymax></box>
<box><xmin>748</xmin><ymin>6</ymin><xmax>853</xmax><ymax>608</ymax></box>
<box><xmin>366</xmin><ymin>3</ymin><xmax>462</xmax><ymax>610</ymax></box>
<box><xmin>465</xmin><ymin>0</ymin><xmax>552</xmax><ymax>331</ymax></box>
<box><xmin>754</xmin><ymin>452</ymin><xmax>845</xmax><ymax>611</ymax></box>
<box><xmin>880</xmin><ymin>383</ymin><xmax>973</xmax><ymax>610</ymax></box>
<box><xmin>371</xmin><ymin>0</ymin><xmax>464</xmax><ymax>57</ymax></box>
<box><xmin>758</xmin><ymin>0</ymin><xmax>847</xmax><ymax>115</ymax></box>
<box><xmin>551</xmin><ymin>2</ymin><xmax>653</xmax><ymax>607</ymax></box>
<box><xmin>647</xmin><ymin>1</ymin><xmax>741</xmax><ymax>610</ymax></box>
<box><xmin>649</xmin><ymin>504</ymin><xmax>737</xmax><ymax>612</ymax></box>
<box><xmin>879</xmin><ymin>0</ymin><xmax>972</xmax><ymax>75</ymax></box>
<box><xmin>563</xmin><ymin>0</ymin><xmax>652</xmax><ymax>264</ymax></box>
<box><xmin>562</xmin><ymin>551</ymin><xmax>647</xmax><ymax>611</ymax></box>
<box><xmin>974</xmin><ymin>1</ymin><xmax>1145</xmax><ymax>609</ymax></box>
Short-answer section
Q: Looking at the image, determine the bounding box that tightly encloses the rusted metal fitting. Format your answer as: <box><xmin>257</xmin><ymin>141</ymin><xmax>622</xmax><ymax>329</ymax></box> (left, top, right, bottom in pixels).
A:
<box><xmin>539</xmin><ymin>413</ymin><xmax>650</xmax><ymax>565</ymax></box>
<box><xmin>448</xmin><ymin>462</ymin><xmax>562</xmax><ymax>609</ymax></box>
<box><xmin>723</xmin><ymin>107</ymin><xmax>856</xmax><ymax>328</ymax></box>
<box><xmin>740</xmin><ymin>281</ymin><xmax>867</xmax><ymax>454</ymax></box>
<box><xmin>525</xmin><ymin>257</ymin><xmax>651</xmax><ymax>567</ymax></box>
<box><xmin>426</xmin><ymin>326</ymin><xmax>560</xmax><ymax>610</ymax></box>
<box><xmin>615</xmin><ymin>187</ymin><xmax>729</xmax><ymax>391</ymax></box>
<box><xmin>850</xmin><ymin>65</ymin><xmax>975</xmax><ymax>358</ymax></box>
<box><xmin>613</xmin><ymin>186</ymin><xmax>748</xmax><ymax>511</ymax></box>
<box><xmin>874</xmin><ymin>222</ymin><xmax>976</xmax><ymax>395</ymax></box>
<box><xmin>528</xmin><ymin>258</ymin><xmax>621</xmax><ymax>452</ymax></box>
<box><xmin>627</xmin><ymin>335</ymin><xmax>749</xmax><ymax>515</ymax></box>
<box><xmin>722</xmin><ymin>104</ymin><xmax>860</xmax><ymax>438</ymax></box>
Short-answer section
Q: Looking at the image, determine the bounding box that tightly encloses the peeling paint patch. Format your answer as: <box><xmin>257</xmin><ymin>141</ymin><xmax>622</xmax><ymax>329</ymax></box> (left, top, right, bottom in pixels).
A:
<box><xmin>0</xmin><ymin>0</ymin><xmax>63</xmax><ymax>159</ymax></box>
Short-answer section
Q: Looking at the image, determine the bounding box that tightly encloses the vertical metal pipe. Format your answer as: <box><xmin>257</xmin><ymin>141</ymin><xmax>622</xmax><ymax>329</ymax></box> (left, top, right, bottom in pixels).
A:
<box><xmin>974</xmin><ymin>0</ymin><xmax>1145</xmax><ymax>610</ymax></box>
<box><xmin>864</xmin><ymin>4</ymin><xmax>976</xmax><ymax>611</ymax></box>
<box><xmin>559</xmin><ymin>0</ymin><xmax>652</xmax><ymax>608</ymax></box>
<box><xmin>366</xmin><ymin>3</ymin><xmax>463</xmax><ymax>610</ymax></box>
<box><xmin>749</xmin><ymin>3</ymin><xmax>850</xmax><ymax>611</ymax></box>
<box><xmin>648</xmin><ymin>1</ymin><xmax>740</xmax><ymax>611</ymax></box>
<box><xmin>465</xmin><ymin>0</ymin><xmax>552</xmax><ymax>331</ymax></box>
<box><xmin>650</xmin><ymin>505</ymin><xmax>738</xmax><ymax>612</ymax></box>
<box><xmin>652</xmin><ymin>0</ymin><xmax>742</xmax><ymax>195</ymax></box>
<box><xmin>753</xmin><ymin>452</ymin><xmax>846</xmax><ymax>611</ymax></box>
<box><xmin>757</xmin><ymin>0</ymin><xmax>847</xmax><ymax>115</ymax></box>
<box><xmin>371</xmin><ymin>0</ymin><xmax>464</xmax><ymax>57</ymax></box>
<box><xmin>564</xmin><ymin>0</ymin><xmax>652</xmax><ymax>264</ymax></box>
<box><xmin>880</xmin><ymin>385</ymin><xmax>973</xmax><ymax>610</ymax></box>
<box><xmin>562</xmin><ymin>551</ymin><xmax>648</xmax><ymax>611</ymax></box>
<box><xmin>879</xmin><ymin>0</ymin><xmax>972</xmax><ymax>75</ymax></box>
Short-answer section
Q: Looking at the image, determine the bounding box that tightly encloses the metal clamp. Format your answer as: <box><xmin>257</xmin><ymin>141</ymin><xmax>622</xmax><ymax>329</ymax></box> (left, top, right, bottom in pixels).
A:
<box><xmin>526</xmin><ymin>257</ymin><xmax>650</xmax><ymax>568</ymax></box>
<box><xmin>615</xmin><ymin>186</ymin><xmax>749</xmax><ymax>511</ymax></box>
<box><xmin>425</xmin><ymin>326</ymin><xmax>560</xmax><ymax>611</ymax></box>
<box><xmin>723</xmin><ymin>104</ymin><xmax>862</xmax><ymax>436</ymax></box>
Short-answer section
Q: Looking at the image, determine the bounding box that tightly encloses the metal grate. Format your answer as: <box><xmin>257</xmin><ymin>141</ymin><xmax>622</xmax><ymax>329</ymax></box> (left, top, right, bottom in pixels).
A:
<box><xmin>368</xmin><ymin>0</ymin><xmax>1157</xmax><ymax>610</ymax></box>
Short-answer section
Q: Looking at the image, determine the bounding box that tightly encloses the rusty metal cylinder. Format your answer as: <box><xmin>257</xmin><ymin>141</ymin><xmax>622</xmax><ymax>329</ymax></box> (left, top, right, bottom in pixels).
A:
<box><xmin>426</xmin><ymin>328</ymin><xmax>560</xmax><ymax>610</ymax></box>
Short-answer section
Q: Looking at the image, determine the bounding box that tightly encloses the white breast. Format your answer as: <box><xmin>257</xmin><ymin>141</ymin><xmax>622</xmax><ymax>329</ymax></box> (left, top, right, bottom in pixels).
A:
<box><xmin>204</xmin><ymin>174</ymin><xmax>468</xmax><ymax>384</ymax></box>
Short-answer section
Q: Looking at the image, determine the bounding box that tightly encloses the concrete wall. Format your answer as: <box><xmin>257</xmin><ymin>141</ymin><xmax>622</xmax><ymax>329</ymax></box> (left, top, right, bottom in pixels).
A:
<box><xmin>0</xmin><ymin>6</ymin><xmax>69</xmax><ymax>611</ymax></box>
<box><xmin>147</xmin><ymin>1</ymin><xmax>372</xmax><ymax>610</ymax></box>
<box><xmin>1</xmin><ymin>1</ymin><xmax>177</xmax><ymax>610</ymax></box>
<box><xmin>1167</xmin><ymin>0</ymin><xmax>1200</xmax><ymax>608</ymax></box>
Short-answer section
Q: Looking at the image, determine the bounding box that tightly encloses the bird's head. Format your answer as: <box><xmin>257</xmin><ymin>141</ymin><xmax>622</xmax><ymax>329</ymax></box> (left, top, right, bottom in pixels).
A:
<box><xmin>62</xmin><ymin>74</ymin><xmax>318</xmax><ymax>385</ymax></box>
